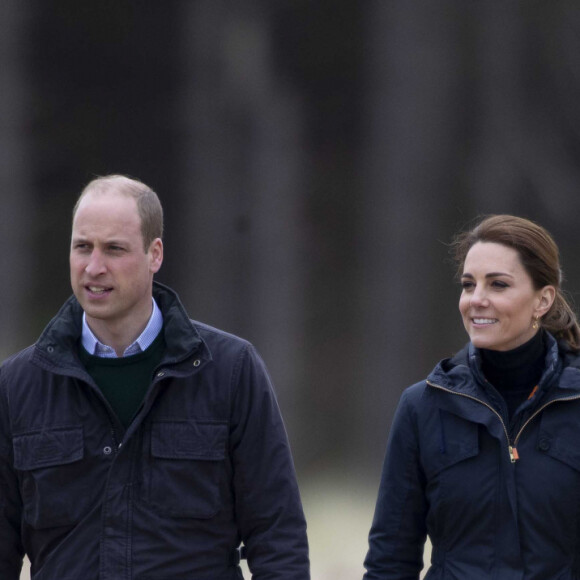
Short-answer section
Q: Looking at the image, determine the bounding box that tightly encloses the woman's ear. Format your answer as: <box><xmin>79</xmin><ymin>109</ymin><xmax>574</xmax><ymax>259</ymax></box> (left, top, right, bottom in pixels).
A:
<box><xmin>536</xmin><ymin>285</ymin><xmax>556</xmax><ymax>318</ymax></box>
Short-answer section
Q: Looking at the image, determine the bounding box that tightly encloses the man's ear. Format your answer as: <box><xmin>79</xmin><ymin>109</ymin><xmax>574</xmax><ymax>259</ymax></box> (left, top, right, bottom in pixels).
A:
<box><xmin>149</xmin><ymin>238</ymin><xmax>163</xmax><ymax>274</ymax></box>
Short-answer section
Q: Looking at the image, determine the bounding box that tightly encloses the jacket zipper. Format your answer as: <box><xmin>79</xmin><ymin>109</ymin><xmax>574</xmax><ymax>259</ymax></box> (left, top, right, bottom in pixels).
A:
<box><xmin>426</xmin><ymin>380</ymin><xmax>580</xmax><ymax>463</ymax></box>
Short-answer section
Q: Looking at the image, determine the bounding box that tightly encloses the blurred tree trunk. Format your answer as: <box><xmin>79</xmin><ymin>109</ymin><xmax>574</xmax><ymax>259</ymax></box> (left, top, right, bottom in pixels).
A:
<box><xmin>467</xmin><ymin>2</ymin><xmax>528</xmax><ymax>210</ymax></box>
<box><xmin>0</xmin><ymin>1</ymin><xmax>35</xmax><ymax>357</ymax></box>
<box><xmin>267</xmin><ymin>1</ymin><xmax>365</xmax><ymax>474</ymax></box>
<box><xmin>354</xmin><ymin>0</ymin><xmax>471</xmax><ymax>471</ymax></box>
<box><xmin>467</xmin><ymin>3</ymin><xmax>580</xmax><ymax>228</ymax></box>
<box><xmin>174</xmin><ymin>1</ymin><xmax>307</xmax><ymax>433</ymax></box>
<box><xmin>355</xmin><ymin>1</ymin><xmax>580</xmax><ymax>474</ymax></box>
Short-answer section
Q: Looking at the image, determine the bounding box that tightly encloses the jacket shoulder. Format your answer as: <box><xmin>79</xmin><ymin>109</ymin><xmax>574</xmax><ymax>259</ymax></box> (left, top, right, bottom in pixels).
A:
<box><xmin>399</xmin><ymin>347</ymin><xmax>469</xmax><ymax>412</ymax></box>
<box><xmin>190</xmin><ymin>321</ymin><xmax>256</xmax><ymax>366</ymax></box>
<box><xmin>191</xmin><ymin>320</ymin><xmax>252</xmax><ymax>349</ymax></box>
<box><xmin>0</xmin><ymin>344</ymin><xmax>39</xmax><ymax>400</ymax></box>
<box><xmin>562</xmin><ymin>347</ymin><xmax>580</xmax><ymax>370</ymax></box>
<box><xmin>399</xmin><ymin>379</ymin><xmax>431</xmax><ymax>412</ymax></box>
<box><xmin>1</xmin><ymin>344</ymin><xmax>36</xmax><ymax>375</ymax></box>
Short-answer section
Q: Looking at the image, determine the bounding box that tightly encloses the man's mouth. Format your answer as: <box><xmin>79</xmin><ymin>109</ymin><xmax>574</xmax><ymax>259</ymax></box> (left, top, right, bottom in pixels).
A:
<box><xmin>86</xmin><ymin>286</ymin><xmax>112</xmax><ymax>295</ymax></box>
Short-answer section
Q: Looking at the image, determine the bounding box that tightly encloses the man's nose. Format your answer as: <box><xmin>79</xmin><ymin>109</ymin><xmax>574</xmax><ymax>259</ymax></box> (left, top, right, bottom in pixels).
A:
<box><xmin>85</xmin><ymin>250</ymin><xmax>106</xmax><ymax>276</ymax></box>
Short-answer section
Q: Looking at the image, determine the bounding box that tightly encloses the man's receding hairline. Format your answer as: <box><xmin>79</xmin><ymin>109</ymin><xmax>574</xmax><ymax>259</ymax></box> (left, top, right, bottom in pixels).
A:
<box><xmin>74</xmin><ymin>177</ymin><xmax>141</xmax><ymax>215</ymax></box>
<box><xmin>73</xmin><ymin>175</ymin><xmax>164</xmax><ymax>252</ymax></box>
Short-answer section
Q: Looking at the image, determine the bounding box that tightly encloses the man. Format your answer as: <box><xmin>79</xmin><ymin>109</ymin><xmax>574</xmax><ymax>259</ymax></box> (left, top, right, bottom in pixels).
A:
<box><xmin>0</xmin><ymin>175</ymin><xmax>309</xmax><ymax>579</ymax></box>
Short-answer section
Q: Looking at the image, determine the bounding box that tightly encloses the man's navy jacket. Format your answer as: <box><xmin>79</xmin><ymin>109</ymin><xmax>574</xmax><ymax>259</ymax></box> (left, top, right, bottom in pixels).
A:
<box><xmin>0</xmin><ymin>283</ymin><xmax>309</xmax><ymax>579</ymax></box>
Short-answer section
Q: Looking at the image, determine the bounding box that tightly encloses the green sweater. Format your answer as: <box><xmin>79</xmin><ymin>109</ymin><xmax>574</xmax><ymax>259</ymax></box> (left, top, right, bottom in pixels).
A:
<box><xmin>79</xmin><ymin>332</ymin><xmax>166</xmax><ymax>428</ymax></box>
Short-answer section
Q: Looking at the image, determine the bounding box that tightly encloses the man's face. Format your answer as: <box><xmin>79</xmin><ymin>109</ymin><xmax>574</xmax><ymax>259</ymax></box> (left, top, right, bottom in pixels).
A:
<box><xmin>70</xmin><ymin>190</ymin><xmax>163</xmax><ymax>338</ymax></box>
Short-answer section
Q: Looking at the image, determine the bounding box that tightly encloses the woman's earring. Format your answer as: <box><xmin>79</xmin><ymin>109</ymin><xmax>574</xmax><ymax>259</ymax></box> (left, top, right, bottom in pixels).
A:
<box><xmin>532</xmin><ymin>316</ymin><xmax>539</xmax><ymax>330</ymax></box>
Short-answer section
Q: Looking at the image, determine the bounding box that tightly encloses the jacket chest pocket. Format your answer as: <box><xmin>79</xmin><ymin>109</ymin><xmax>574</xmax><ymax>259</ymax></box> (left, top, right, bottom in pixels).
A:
<box><xmin>536</xmin><ymin>407</ymin><xmax>580</xmax><ymax>473</ymax></box>
<box><xmin>142</xmin><ymin>420</ymin><xmax>228</xmax><ymax>519</ymax></box>
<box><xmin>13</xmin><ymin>426</ymin><xmax>88</xmax><ymax>529</ymax></box>
<box><xmin>421</xmin><ymin>410</ymin><xmax>480</xmax><ymax>479</ymax></box>
<box><xmin>420</xmin><ymin>411</ymin><xmax>485</xmax><ymax>512</ymax></box>
<box><xmin>529</xmin><ymin>409</ymin><xmax>580</xmax><ymax>509</ymax></box>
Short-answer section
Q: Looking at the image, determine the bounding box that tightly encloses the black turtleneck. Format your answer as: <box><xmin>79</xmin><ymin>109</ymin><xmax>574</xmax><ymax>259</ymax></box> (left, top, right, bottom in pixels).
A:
<box><xmin>479</xmin><ymin>330</ymin><xmax>546</xmax><ymax>420</ymax></box>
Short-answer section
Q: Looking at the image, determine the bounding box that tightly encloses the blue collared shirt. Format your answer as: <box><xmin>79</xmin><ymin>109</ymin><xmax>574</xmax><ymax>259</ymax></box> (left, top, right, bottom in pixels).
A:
<box><xmin>81</xmin><ymin>298</ymin><xmax>164</xmax><ymax>358</ymax></box>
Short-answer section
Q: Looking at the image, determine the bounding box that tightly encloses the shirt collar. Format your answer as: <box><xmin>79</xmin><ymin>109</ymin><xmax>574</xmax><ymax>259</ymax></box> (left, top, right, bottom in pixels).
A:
<box><xmin>81</xmin><ymin>297</ymin><xmax>163</xmax><ymax>358</ymax></box>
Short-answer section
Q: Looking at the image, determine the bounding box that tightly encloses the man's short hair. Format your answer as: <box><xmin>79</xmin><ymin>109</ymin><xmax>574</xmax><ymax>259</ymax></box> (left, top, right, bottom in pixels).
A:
<box><xmin>73</xmin><ymin>175</ymin><xmax>164</xmax><ymax>251</ymax></box>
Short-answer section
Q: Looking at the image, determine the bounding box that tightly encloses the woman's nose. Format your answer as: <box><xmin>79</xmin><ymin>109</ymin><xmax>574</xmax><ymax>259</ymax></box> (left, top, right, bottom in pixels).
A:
<box><xmin>470</xmin><ymin>287</ymin><xmax>489</xmax><ymax>307</ymax></box>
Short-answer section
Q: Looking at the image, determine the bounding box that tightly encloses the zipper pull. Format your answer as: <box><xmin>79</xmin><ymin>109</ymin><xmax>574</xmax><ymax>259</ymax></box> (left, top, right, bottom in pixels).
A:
<box><xmin>509</xmin><ymin>445</ymin><xmax>519</xmax><ymax>463</ymax></box>
<box><xmin>527</xmin><ymin>385</ymin><xmax>539</xmax><ymax>400</ymax></box>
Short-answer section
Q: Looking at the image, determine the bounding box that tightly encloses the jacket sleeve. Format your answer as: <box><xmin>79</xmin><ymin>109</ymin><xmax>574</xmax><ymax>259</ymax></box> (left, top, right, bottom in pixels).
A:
<box><xmin>363</xmin><ymin>386</ymin><xmax>428</xmax><ymax>580</ymax></box>
<box><xmin>0</xmin><ymin>368</ymin><xmax>25</xmax><ymax>579</ymax></box>
<box><xmin>229</xmin><ymin>344</ymin><xmax>309</xmax><ymax>580</ymax></box>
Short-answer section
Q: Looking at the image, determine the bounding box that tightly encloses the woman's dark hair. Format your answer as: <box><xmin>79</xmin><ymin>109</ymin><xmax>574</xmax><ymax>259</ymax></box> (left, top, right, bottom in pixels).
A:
<box><xmin>452</xmin><ymin>214</ymin><xmax>580</xmax><ymax>351</ymax></box>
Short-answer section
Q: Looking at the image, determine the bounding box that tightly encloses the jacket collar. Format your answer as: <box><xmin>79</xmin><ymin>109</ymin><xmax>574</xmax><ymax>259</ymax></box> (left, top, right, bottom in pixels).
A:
<box><xmin>427</xmin><ymin>332</ymin><xmax>580</xmax><ymax>403</ymax></box>
<box><xmin>32</xmin><ymin>282</ymin><xmax>205</xmax><ymax>373</ymax></box>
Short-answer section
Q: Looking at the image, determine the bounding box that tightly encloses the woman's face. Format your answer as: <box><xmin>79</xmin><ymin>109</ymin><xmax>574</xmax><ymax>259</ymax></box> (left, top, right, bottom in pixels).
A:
<box><xmin>459</xmin><ymin>241</ymin><xmax>555</xmax><ymax>351</ymax></box>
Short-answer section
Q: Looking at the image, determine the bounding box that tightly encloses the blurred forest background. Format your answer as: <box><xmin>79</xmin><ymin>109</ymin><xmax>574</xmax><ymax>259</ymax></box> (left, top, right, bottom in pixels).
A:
<box><xmin>4</xmin><ymin>1</ymin><xmax>580</xmax><ymax>578</ymax></box>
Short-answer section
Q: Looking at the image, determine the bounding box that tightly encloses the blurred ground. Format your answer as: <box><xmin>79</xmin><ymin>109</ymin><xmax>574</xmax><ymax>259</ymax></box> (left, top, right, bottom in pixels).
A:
<box><xmin>20</xmin><ymin>475</ymin><xmax>430</xmax><ymax>579</ymax></box>
<box><xmin>21</xmin><ymin>559</ymin><xmax>29</xmax><ymax>579</ymax></box>
<box><xmin>295</xmin><ymin>474</ymin><xmax>430</xmax><ymax>580</ymax></box>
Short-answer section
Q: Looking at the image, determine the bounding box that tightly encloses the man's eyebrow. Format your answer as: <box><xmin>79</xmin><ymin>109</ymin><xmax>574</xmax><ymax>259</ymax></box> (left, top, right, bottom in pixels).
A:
<box><xmin>71</xmin><ymin>237</ymin><xmax>128</xmax><ymax>244</ymax></box>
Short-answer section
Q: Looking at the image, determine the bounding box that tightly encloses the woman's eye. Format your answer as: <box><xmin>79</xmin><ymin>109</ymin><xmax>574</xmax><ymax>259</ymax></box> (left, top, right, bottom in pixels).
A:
<box><xmin>492</xmin><ymin>280</ymin><xmax>508</xmax><ymax>289</ymax></box>
<box><xmin>461</xmin><ymin>281</ymin><xmax>474</xmax><ymax>290</ymax></box>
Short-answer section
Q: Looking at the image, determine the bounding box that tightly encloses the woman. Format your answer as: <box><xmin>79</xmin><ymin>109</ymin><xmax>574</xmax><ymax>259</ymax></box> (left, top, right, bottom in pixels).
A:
<box><xmin>363</xmin><ymin>215</ymin><xmax>580</xmax><ymax>580</ymax></box>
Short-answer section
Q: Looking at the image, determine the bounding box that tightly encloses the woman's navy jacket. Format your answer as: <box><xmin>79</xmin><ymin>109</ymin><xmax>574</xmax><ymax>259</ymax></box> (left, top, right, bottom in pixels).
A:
<box><xmin>364</xmin><ymin>333</ymin><xmax>580</xmax><ymax>579</ymax></box>
<box><xmin>0</xmin><ymin>283</ymin><xmax>309</xmax><ymax>580</ymax></box>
